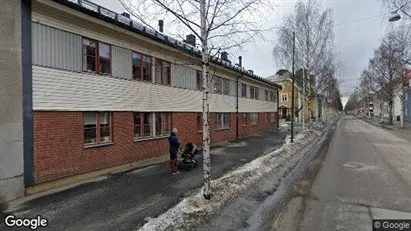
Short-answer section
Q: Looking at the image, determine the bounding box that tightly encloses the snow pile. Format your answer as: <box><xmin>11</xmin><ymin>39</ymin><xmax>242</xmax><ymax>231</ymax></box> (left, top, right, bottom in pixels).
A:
<box><xmin>137</xmin><ymin>129</ymin><xmax>323</xmax><ymax>231</ymax></box>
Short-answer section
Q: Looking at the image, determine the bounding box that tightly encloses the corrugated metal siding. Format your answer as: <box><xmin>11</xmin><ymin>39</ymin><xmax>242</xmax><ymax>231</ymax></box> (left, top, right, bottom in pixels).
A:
<box><xmin>259</xmin><ymin>88</ymin><xmax>265</xmax><ymax>100</ymax></box>
<box><xmin>229</xmin><ymin>80</ymin><xmax>237</xmax><ymax>97</ymax></box>
<box><xmin>112</xmin><ymin>46</ymin><xmax>132</xmax><ymax>80</ymax></box>
<box><xmin>171</xmin><ymin>64</ymin><xmax>196</xmax><ymax>89</ymax></box>
<box><xmin>32</xmin><ymin>66</ymin><xmax>277</xmax><ymax>112</ymax></box>
<box><xmin>32</xmin><ymin>22</ymin><xmax>81</xmax><ymax>72</ymax></box>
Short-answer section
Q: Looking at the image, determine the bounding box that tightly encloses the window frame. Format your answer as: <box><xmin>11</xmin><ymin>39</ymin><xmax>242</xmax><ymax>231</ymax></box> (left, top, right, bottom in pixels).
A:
<box><xmin>255</xmin><ymin>87</ymin><xmax>259</xmax><ymax>100</ymax></box>
<box><xmin>265</xmin><ymin>112</ymin><xmax>269</xmax><ymax>123</ymax></box>
<box><xmin>251</xmin><ymin>113</ymin><xmax>259</xmax><ymax>126</ymax></box>
<box><xmin>265</xmin><ymin>90</ymin><xmax>269</xmax><ymax>101</ymax></box>
<box><xmin>214</xmin><ymin>76</ymin><xmax>222</xmax><ymax>94</ymax></box>
<box><xmin>132</xmin><ymin>51</ymin><xmax>153</xmax><ymax>82</ymax></box>
<box><xmin>270</xmin><ymin>112</ymin><xmax>276</xmax><ymax>123</ymax></box>
<box><xmin>250</xmin><ymin>86</ymin><xmax>255</xmax><ymax>99</ymax></box>
<box><xmin>82</xmin><ymin>38</ymin><xmax>112</xmax><ymax>75</ymax></box>
<box><xmin>281</xmin><ymin>94</ymin><xmax>288</xmax><ymax>102</ymax></box>
<box><xmin>241</xmin><ymin>113</ymin><xmax>248</xmax><ymax>126</ymax></box>
<box><xmin>215</xmin><ymin>112</ymin><xmax>230</xmax><ymax>130</ymax></box>
<box><xmin>83</xmin><ymin>112</ymin><xmax>113</xmax><ymax>146</ymax></box>
<box><xmin>241</xmin><ymin>83</ymin><xmax>247</xmax><ymax>98</ymax></box>
<box><xmin>134</xmin><ymin>112</ymin><xmax>171</xmax><ymax>140</ymax></box>
<box><xmin>154</xmin><ymin>58</ymin><xmax>171</xmax><ymax>85</ymax></box>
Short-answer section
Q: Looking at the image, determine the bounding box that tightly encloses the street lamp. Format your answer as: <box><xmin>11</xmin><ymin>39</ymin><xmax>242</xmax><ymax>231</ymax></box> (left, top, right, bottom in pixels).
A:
<box><xmin>291</xmin><ymin>32</ymin><xmax>296</xmax><ymax>143</ymax></box>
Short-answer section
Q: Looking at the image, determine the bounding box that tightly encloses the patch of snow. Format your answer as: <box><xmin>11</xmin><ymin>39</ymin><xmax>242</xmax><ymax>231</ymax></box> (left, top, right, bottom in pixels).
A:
<box><xmin>127</xmin><ymin>165</ymin><xmax>159</xmax><ymax>175</ymax></box>
<box><xmin>137</xmin><ymin>127</ymin><xmax>325</xmax><ymax>231</ymax></box>
<box><xmin>280</xmin><ymin>123</ymin><xmax>289</xmax><ymax>127</ymax></box>
<box><xmin>226</xmin><ymin>141</ymin><xmax>247</xmax><ymax>147</ymax></box>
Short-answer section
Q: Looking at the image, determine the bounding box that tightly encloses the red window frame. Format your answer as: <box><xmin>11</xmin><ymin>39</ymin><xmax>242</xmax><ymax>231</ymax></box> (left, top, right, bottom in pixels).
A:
<box><xmin>155</xmin><ymin>112</ymin><xmax>171</xmax><ymax>136</ymax></box>
<box><xmin>222</xmin><ymin>78</ymin><xmax>230</xmax><ymax>95</ymax></box>
<box><xmin>154</xmin><ymin>58</ymin><xmax>171</xmax><ymax>85</ymax></box>
<box><xmin>270</xmin><ymin>112</ymin><xmax>276</xmax><ymax>123</ymax></box>
<box><xmin>265</xmin><ymin>90</ymin><xmax>269</xmax><ymax>101</ymax></box>
<box><xmin>82</xmin><ymin>38</ymin><xmax>111</xmax><ymax>75</ymax></box>
<box><xmin>83</xmin><ymin>112</ymin><xmax>113</xmax><ymax>145</ymax></box>
<box><xmin>251</xmin><ymin>113</ymin><xmax>259</xmax><ymax>125</ymax></box>
<box><xmin>250</xmin><ymin>86</ymin><xmax>255</xmax><ymax>99</ymax></box>
<box><xmin>134</xmin><ymin>112</ymin><xmax>171</xmax><ymax>139</ymax></box>
<box><xmin>241</xmin><ymin>83</ymin><xmax>247</xmax><ymax>98</ymax></box>
<box><xmin>132</xmin><ymin>52</ymin><xmax>152</xmax><ymax>82</ymax></box>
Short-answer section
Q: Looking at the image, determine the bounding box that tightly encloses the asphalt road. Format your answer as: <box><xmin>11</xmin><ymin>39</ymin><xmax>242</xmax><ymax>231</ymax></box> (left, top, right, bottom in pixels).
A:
<box><xmin>300</xmin><ymin>116</ymin><xmax>411</xmax><ymax>230</ymax></box>
<box><xmin>1</xmin><ymin>128</ymin><xmax>297</xmax><ymax>231</ymax></box>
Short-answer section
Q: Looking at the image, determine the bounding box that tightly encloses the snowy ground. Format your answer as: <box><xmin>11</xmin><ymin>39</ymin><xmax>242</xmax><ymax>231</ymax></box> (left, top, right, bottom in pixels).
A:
<box><xmin>137</xmin><ymin>119</ymin><xmax>338</xmax><ymax>231</ymax></box>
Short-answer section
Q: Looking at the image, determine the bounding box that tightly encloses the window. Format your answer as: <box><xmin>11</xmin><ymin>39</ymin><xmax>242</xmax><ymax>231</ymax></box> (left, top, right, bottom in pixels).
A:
<box><xmin>270</xmin><ymin>112</ymin><xmax>276</xmax><ymax>123</ymax></box>
<box><xmin>241</xmin><ymin>83</ymin><xmax>247</xmax><ymax>98</ymax></box>
<box><xmin>82</xmin><ymin>39</ymin><xmax>96</xmax><ymax>72</ymax></box>
<box><xmin>265</xmin><ymin>90</ymin><xmax>269</xmax><ymax>101</ymax></box>
<box><xmin>84</xmin><ymin>112</ymin><xmax>112</xmax><ymax>145</ymax></box>
<box><xmin>250</xmin><ymin>86</ymin><xmax>255</xmax><ymax>99</ymax></box>
<box><xmin>132</xmin><ymin>52</ymin><xmax>142</xmax><ymax>80</ymax></box>
<box><xmin>82</xmin><ymin>38</ymin><xmax>111</xmax><ymax>75</ymax></box>
<box><xmin>154</xmin><ymin>58</ymin><xmax>171</xmax><ymax>85</ymax></box>
<box><xmin>134</xmin><ymin>112</ymin><xmax>171</xmax><ymax>139</ymax></box>
<box><xmin>196</xmin><ymin>71</ymin><xmax>203</xmax><ymax>90</ymax></box>
<box><xmin>241</xmin><ymin>113</ymin><xmax>248</xmax><ymax>126</ymax></box>
<box><xmin>197</xmin><ymin>113</ymin><xmax>203</xmax><ymax>131</ymax></box>
<box><xmin>215</xmin><ymin>113</ymin><xmax>230</xmax><ymax>129</ymax></box>
<box><xmin>270</xmin><ymin>91</ymin><xmax>277</xmax><ymax>102</ymax></box>
<box><xmin>155</xmin><ymin>113</ymin><xmax>171</xmax><ymax>136</ymax></box>
<box><xmin>143</xmin><ymin>56</ymin><xmax>152</xmax><ymax>81</ymax></box>
<box><xmin>251</xmin><ymin>113</ymin><xmax>259</xmax><ymax>125</ymax></box>
<box><xmin>265</xmin><ymin>113</ymin><xmax>269</xmax><ymax>123</ymax></box>
<box><xmin>214</xmin><ymin>77</ymin><xmax>222</xmax><ymax>94</ymax></box>
<box><xmin>281</xmin><ymin>94</ymin><xmax>288</xmax><ymax>102</ymax></box>
<box><xmin>222</xmin><ymin>79</ymin><xmax>230</xmax><ymax>95</ymax></box>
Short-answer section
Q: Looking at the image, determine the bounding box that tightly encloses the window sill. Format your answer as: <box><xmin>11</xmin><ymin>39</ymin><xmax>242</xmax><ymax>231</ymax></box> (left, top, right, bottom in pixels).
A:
<box><xmin>84</xmin><ymin>142</ymin><xmax>114</xmax><ymax>149</ymax></box>
<box><xmin>215</xmin><ymin>128</ymin><xmax>230</xmax><ymax>131</ymax></box>
<box><xmin>134</xmin><ymin>136</ymin><xmax>168</xmax><ymax>142</ymax></box>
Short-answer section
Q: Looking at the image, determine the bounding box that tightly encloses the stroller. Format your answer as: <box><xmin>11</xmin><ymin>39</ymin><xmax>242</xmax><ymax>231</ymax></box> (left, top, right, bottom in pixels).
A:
<box><xmin>177</xmin><ymin>142</ymin><xmax>199</xmax><ymax>171</ymax></box>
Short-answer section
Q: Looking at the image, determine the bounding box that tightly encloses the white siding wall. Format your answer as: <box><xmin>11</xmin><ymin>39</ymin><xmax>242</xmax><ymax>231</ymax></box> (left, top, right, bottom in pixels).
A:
<box><xmin>33</xmin><ymin>66</ymin><xmax>277</xmax><ymax>112</ymax></box>
<box><xmin>111</xmin><ymin>46</ymin><xmax>132</xmax><ymax>80</ymax></box>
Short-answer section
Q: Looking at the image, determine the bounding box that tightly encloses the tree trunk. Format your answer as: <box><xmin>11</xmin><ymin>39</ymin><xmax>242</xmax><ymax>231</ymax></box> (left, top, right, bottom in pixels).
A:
<box><xmin>200</xmin><ymin>0</ymin><xmax>211</xmax><ymax>200</ymax></box>
<box><xmin>388</xmin><ymin>101</ymin><xmax>393</xmax><ymax>125</ymax></box>
<box><xmin>302</xmin><ymin>70</ymin><xmax>305</xmax><ymax>130</ymax></box>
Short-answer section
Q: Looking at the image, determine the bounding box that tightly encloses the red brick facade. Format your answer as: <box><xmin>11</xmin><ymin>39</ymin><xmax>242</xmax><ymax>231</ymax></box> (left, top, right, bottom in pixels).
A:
<box><xmin>33</xmin><ymin>111</ymin><xmax>278</xmax><ymax>184</ymax></box>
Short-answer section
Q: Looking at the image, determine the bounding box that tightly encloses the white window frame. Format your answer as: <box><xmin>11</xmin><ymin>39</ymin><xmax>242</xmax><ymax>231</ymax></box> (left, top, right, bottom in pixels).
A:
<box><xmin>215</xmin><ymin>113</ymin><xmax>230</xmax><ymax>129</ymax></box>
<box><xmin>251</xmin><ymin>113</ymin><xmax>259</xmax><ymax>125</ymax></box>
<box><xmin>281</xmin><ymin>94</ymin><xmax>288</xmax><ymax>102</ymax></box>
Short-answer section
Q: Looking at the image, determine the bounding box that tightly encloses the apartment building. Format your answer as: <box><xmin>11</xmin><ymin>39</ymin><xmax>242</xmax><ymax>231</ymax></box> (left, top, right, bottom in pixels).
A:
<box><xmin>0</xmin><ymin>0</ymin><xmax>281</xmax><ymax>200</ymax></box>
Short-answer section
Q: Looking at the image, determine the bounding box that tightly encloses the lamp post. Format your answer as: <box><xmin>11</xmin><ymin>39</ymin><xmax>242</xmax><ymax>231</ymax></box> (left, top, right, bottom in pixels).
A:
<box><xmin>291</xmin><ymin>32</ymin><xmax>296</xmax><ymax>143</ymax></box>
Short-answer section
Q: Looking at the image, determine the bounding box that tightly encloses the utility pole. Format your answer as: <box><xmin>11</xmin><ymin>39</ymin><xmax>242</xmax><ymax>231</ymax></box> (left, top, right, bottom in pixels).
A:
<box><xmin>291</xmin><ymin>32</ymin><xmax>295</xmax><ymax>143</ymax></box>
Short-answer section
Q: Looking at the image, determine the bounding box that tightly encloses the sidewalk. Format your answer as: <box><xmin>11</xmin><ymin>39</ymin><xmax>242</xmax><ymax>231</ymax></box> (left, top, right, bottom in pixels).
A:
<box><xmin>1</xmin><ymin>128</ymin><xmax>300</xmax><ymax>231</ymax></box>
<box><xmin>360</xmin><ymin>116</ymin><xmax>411</xmax><ymax>142</ymax></box>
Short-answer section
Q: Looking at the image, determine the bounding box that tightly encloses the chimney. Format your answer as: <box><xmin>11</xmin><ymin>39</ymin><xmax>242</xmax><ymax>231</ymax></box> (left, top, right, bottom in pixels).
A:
<box><xmin>221</xmin><ymin>51</ymin><xmax>228</xmax><ymax>61</ymax></box>
<box><xmin>239</xmin><ymin>56</ymin><xmax>242</xmax><ymax>67</ymax></box>
<box><xmin>121</xmin><ymin>12</ymin><xmax>130</xmax><ymax>19</ymax></box>
<box><xmin>158</xmin><ymin>20</ymin><xmax>164</xmax><ymax>33</ymax></box>
<box><xmin>185</xmin><ymin>34</ymin><xmax>196</xmax><ymax>46</ymax></box>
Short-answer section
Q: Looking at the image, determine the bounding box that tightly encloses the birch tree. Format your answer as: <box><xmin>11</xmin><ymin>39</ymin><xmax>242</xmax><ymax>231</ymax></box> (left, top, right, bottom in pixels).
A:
<box><xmin>120</xmin><ymin>0</ymin><xmax>274</xmax><ymax>200</ymax></box>
<box><xmin>361</xmin><ymin>32</ymin><xmax>407</xmax><ymax>125</ymax></box>
<box><xmin>273</xmin><ymin>0</ymin><xmax>336</xmax><ymax>130</ymax></box>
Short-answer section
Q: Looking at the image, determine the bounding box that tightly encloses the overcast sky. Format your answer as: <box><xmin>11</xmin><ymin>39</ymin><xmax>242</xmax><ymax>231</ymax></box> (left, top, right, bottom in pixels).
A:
<box><xmin>92</xmin><ymin>0</ymin><xmax>393</xmax><ymax>106</ymax></box>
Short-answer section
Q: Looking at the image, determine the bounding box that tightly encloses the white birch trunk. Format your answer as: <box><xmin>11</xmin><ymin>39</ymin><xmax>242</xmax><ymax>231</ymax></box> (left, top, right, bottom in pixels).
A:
<box><xmin>302</xmin><ymin>70</ymin><xmax>305</xmax><ymax>130</ymax></box>
<box><xmin>200</xmin><ymin>0</ymin><xmax>211</xmax><ymax>200</ymax></box>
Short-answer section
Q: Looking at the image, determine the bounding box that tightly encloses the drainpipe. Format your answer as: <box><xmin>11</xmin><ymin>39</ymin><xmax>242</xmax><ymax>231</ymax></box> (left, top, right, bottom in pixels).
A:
<box><xmin>236</xmin><ymin>56</ymin><xmax>243</xmax><ymax>140</ymax></box>
<box><xmin>277</xmin><ymin>87</ymin><xmax>280</xmax><ymax>129</ymax></box>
